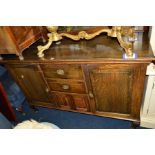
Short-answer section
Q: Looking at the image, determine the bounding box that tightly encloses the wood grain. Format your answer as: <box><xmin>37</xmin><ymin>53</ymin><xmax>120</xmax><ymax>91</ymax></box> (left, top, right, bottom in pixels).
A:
<box><xmin>0</xmin><ymin>26</ymin><xmax>42</xmax><ymax>56</ymax></box>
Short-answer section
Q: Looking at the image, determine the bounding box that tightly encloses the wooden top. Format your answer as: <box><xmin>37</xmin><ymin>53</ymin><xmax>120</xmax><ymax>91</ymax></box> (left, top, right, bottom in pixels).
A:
<box><xmin>1</xmin><ymin>31</ymin><xmax>155</xmax><ymax>64</ymax></box>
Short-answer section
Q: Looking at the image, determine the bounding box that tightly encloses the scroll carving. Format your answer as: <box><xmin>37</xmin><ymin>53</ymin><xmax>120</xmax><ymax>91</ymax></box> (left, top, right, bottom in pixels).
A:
<box><xmin>37</xmin><ymin>26</ymin><xmax>135</xmax><ymax>58</ymax></box>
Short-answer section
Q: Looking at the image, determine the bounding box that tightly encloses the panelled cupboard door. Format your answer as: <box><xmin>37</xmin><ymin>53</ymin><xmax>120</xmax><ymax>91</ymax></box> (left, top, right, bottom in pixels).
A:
<box><xmin>88</xmin><ymin>64</ymin><xmax>147</xmax><ymax>120</ymax></box>
<box><xmin>50</xmin><ymin>91</ymin><xmax>90</xmax><ymax>112</ymax></box>
<box><xmin>7</xmin><ymin>64</ymin><xmax>51</xmax><ymax>103</ymax></box>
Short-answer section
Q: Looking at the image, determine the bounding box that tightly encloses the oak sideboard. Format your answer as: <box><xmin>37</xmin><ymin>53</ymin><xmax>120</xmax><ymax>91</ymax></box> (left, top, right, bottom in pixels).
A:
<box><xmin>0</xmin><ymin>29</ymin><xmax>154</xmax><ymax>125</ymax></box>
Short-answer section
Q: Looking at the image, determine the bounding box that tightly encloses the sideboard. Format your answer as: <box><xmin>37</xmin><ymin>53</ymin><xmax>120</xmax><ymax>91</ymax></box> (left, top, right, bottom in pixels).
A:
<box><xmin>0</xmin><ymin>29</ymin><xmax>155</xmax><ymax>125</ymax></box>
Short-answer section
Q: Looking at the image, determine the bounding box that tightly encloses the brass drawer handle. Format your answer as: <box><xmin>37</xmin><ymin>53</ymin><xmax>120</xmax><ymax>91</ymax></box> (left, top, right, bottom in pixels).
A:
<box><xmin>56</xmin><ymin>69</ymin><xmax>65</xmax><ymax>75</ymax></box>
<box><xmin>62</xmin><ymin>84</ymin><xmax>70</xmax><ymax>90</ymax></box>
<box><xmin>45</xmin><ymin>88</ymin><xmax>49</xmax><ymax>92</ymax></box>
<box><xmin>89</xmin><ymin>91</ymin><xmax>94</xmax><ymax>98</ymax></box>
<box><xmin>21</xmin><ymin>75</ymin><xmax>24</xmax><ymax>79</ymax></box>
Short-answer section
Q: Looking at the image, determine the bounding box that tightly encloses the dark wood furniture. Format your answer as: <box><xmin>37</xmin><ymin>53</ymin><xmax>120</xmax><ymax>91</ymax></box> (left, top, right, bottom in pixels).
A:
<box><xmin>0</xmin><ymin>26</ymin><xmax>43</xmax><ymax>60</ymax></box>
<box><xmin>0</xmin><ymin>29</ymin><xmax>154</xmax><ymax>124</ymax></box>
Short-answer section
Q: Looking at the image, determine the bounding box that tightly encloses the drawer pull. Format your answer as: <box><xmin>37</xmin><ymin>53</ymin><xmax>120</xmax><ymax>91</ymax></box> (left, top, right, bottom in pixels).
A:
<box><xmin>89</xmin><ymin>91</ymin><xmax>94</xmax><ymax>98</ymax></box>
<box><xmin>45</xmin><ymin>88</ymin><xmax>49</xmax><ymax>92</ymax></box>
<box><xmin>56</xmin><ymin>69</ymin><xmax>65</xmax><ymax>75</ymax></box>
<box><xmin>21</xmin><ymin>75</ymin><xmax>24</xmax><ymax>79</ymax></box>
<box><xmin>62</xmin><ymin>84</ymin><xmax>70</xmax><ymax>90</ymax></box>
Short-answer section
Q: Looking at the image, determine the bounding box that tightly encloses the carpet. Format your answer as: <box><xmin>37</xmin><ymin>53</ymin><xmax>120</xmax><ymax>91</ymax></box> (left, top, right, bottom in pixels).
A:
<box><xmin>14</xmin><ymin>100</ymin><xmax>146</xmax><ymax>129</ymax></box>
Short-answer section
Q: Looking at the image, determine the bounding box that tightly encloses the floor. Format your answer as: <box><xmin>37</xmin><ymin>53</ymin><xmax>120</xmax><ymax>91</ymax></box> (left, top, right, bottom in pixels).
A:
<box><xmin>14</xmin><ymin>100</ymin><xmax>145</xmax><ymax>129</ymax></box>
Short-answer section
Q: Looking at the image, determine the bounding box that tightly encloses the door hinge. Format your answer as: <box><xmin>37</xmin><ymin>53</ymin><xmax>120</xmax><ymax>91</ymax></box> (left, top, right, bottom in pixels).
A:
<box><xmin>152</xmin><ymin>83</ymin><xmax>154</xmax><ymax>90</ymax></box>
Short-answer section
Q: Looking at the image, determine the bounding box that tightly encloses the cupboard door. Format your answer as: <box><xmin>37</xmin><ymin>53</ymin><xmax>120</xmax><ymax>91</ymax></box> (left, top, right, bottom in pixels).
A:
<box><xmin>7</xmin><ymin>64</ymin><xmax>51</xmax><ymax>103</ymax></box>
<box><xmin>51</xmin><ymin>92</ymin><xmax>90</xmax><ymax>112</ymax></box>
<box><xmin>72</xmin><ymin>94</ymin><xmax>90</xmax><ymax>112</ymax></box>
<box><xmin>51</xmin><ymin>92</ymin><xmax>72</xmax><ymax>110</ymax></box>
<box><xmin>88</xmin><ymin>64</ymin><xmax>147</xmax><ymax>120</ymax></box>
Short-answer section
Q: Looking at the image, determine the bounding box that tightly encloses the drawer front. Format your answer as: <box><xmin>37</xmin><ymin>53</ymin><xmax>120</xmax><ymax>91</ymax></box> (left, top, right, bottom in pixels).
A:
<box><xmin>41</xmin><ymin>64</ymin><xmax>83</xmax><ymax>79</ymax></box>
<box><xmin>48</xmin><ymin>79</ymin><xmax>86</xmax><ymax>94</ymax></box>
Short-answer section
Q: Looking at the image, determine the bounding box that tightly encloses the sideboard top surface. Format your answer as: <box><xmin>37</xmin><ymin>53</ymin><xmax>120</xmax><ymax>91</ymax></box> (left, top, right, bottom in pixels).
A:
<box><xmin>1</xmin><ymin>31</ymin><xmax>155</xmax><ymax>64</ymax></box>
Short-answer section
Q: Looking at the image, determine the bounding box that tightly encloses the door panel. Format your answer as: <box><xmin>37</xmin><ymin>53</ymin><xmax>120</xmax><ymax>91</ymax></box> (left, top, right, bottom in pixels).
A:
<box><xmin>88</xmin><ymin>63</ymin><xmax>147</xmax><ymax>120</ymax></box>
<box><xmin>7</xmin><ymin>64</ymin><xmax>51</xmax><ymax>103</ymax></box>
<box><xmin>88</xmin><ymin>64</ymin><xmax>133</xmax><ymax>115</ymax></box>
<box><xmin>51</xmin><ymin>91</ymin><xmax>89</xmax><ymax>112</ymax></box>
<box><xmin>73</xmin><ymin>95</ymin><xmax>89</xmax><ymax>112</ymax></box>
<box><xmin>51</xmin><ymin>92</ymin><xmax>72</xmax><ymax>109</ymax></box>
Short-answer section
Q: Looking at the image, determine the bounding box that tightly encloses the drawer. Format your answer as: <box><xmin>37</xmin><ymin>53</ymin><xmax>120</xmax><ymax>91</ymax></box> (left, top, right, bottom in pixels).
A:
<box><xmin>41</xmin><ymin>64</ymin><xmax>83</xmax><ymax>79</ymax></box>
<box><xmin>48</xmin><ymin>79</ymin><xmax>86</xmax><ymax>94</ymax></box>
